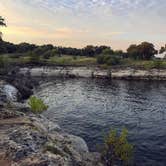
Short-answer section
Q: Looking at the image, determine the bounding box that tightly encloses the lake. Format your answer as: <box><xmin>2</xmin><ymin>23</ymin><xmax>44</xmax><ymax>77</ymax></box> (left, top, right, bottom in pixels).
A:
<box><xmin>35</xmin><ymin>78</ymin><xmax>166</xmax><ymax>165</ymax></box>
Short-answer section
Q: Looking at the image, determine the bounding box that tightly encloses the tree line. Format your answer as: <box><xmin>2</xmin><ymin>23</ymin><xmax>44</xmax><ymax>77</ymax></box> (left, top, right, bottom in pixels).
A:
<box><xmin>0</xmin><ymin>16</ymin><xmax>165</xmax><ymax>61</ymax></box>
<box><xmin>1</xmin><ymin>40</ymin><xmax>165</xmax><ymax>58</ymax></box>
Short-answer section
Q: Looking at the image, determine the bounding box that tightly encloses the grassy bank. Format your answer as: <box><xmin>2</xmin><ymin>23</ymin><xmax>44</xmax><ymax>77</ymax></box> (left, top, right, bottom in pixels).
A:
<box><xmin>0</xmin><ymin>53</ymin><xmax>166</xmax><ymax>70</ymax></box>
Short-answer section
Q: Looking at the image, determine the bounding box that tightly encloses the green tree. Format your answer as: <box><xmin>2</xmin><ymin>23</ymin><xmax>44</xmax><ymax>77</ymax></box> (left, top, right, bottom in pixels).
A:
<box><xmin>83</xmin><ymin>45</ymin><xmax>96</xmax><ymax>57</ymax></box>
<box><xmin>127</xmin><ymin>44</ymin><xmax>139</xmax><ymax>59</ymax></box>
<box><xmin>102</xmin><ymin>48</ymin><xmax>114</xmax><ymax>55</ymax></box>
<box><xmin>127</xmin><ymin>42</ymin><xmax>156</xmax><ymax>60</ymax></box>
<box><xmin>138</xmin><ymin>42</ymin><xmax>156</xmax><ymax>60</ymax></box>
<box><xmin>0</xmin><ymin>16</ymin><xmax>6</xmax><ymax>40</ymax></box>
<box><xmin>102</xmin><ymin>128</ymin><xmax>134</xmax><ymax>166</ymax></box>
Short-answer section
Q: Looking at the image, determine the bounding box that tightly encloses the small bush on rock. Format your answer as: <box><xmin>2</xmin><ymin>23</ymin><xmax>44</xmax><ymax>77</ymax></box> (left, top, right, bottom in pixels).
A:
<box><xmin>102</xmin><ymin>128</ymin><xmax>134</xmax><ymax>166</ymax></box>
<box><xmin>28</xmin><ymin>96</ymin><xmax>48</xmax><ymax>114</ymax></box>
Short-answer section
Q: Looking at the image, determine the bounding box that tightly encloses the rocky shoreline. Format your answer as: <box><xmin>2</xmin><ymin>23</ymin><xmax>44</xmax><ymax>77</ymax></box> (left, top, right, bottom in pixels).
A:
<box><xmin>19</xmin><ymin>66</ymin><xmax>166</xmax><ymax>80</ymax></box>
<box><xmin>1</xmin><ymin>65</ymin><xmax>165</xmax><ymax>165</ymax></box>
<box><xmin>0</xmin><ymin>73</ymin><xmax>103</xmax><ymax>166</ymax></box>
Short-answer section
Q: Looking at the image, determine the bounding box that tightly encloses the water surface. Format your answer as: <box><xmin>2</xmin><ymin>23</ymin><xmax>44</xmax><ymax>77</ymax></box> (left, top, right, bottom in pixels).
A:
<box><xmin>35</xmin><ymin>78</ymin><xmax>166</xmax><ymax>165</ymax></box>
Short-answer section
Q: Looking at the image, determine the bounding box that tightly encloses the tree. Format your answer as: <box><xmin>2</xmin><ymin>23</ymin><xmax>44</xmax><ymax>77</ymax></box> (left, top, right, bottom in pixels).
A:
<box><xmin>127</xmin><ymin>42</ymin><xmax>156</xmax><ymax>60</ymax></box>
<box><xmin>102</xmin><ymin>128</ymin><xmax>133</xmax><ymax>166</ymax></box>
<box><xmin>82</xmin><ymin>45</ymin><xmax>96</xmax><ymax>57</ymax></box>
<box><xmin>17</xmin><ymin>42</ymin><xmax>36</xmax><ymax>53</ymax></box>
<box><xmin>127</xmin><ymin>44</ymin><xmax>139</xmax><ymax>59</ymax></box>
<box><xmin>0</xmin><ymin>16</ymin><xmax>6</xmax><ymax>40</ymax></box>
<box><xmin>102</xmin><ymin>48</ymin><xmax>114</xmax><ymax>55</ymax></box>
<box><xmin>138</xmin><ymin>42</ymin><xmax>156</xmax><ymax>60</ymax></box>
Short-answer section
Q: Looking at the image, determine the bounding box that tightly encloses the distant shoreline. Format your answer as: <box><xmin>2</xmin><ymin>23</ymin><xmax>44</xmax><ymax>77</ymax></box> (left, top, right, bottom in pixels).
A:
<box><xmin>19</xmin><ymin>66</ymin><xmax>166</xmax><ymax>80</ymax></box>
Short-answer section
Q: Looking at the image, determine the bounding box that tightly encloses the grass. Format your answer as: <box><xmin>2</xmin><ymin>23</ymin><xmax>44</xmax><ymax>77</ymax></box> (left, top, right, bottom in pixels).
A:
<box><xmin>121</xmin><ymin>58</ymin><xmax>166</xmax><ymax>69</ymax></box>
<box><xmin>0</xmin><ymin>53</ymin><xmax>165</xmax><ymax>69</ymax></box>
<box><xmin>47</xmin><ymin>55</ymin><xmax>97</xmax><ymax>66</ymax></box>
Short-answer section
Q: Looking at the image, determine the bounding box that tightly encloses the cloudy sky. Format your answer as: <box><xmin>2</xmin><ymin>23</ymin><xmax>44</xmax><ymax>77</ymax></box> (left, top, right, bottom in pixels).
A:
<box><xmin>0</xmin><ymin>0</ymin><xmax>166</xmax><ymax>50</ymax></box>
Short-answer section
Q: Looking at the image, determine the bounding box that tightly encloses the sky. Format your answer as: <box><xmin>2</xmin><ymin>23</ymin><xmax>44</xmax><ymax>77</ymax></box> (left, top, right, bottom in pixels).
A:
<box><xmin>0</xmin><ymin>0</ymin><xmax>166</xmax><ymax>50</ymax></box>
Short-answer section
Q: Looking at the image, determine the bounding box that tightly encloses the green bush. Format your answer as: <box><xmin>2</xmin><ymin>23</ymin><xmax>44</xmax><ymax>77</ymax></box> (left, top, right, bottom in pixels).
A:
<box><xmin>27</xmin><ymin>52</ymin><xmax>40</xmax><ymax>63</ymax></box>
<box><xmin>97</xmin><ymin>55</ymin><xmax>105</xmax><ymax>64</ymax></box>
<box><xmin>106</xmin><ymin>56</ymin><xmax>121</xmax><ymax>66</ymax></box>
<box><xmin>42</xmin><ymin>49</ymin><xmax>59</xmax><ymax>59</ymax></box>
<box><xmin>102</xmin><ymin>128</ymin><xmax>134</xmax><ymax>165</ymax></box>
<box><xmin>97</xmin><ymin>54</ymin><xmax>121</xmax><ymax>66</ymax></box>
<box><xmin>28</xmin><ymin>96</ymin><xmax>48</xmax><ymax>114</ymax></box>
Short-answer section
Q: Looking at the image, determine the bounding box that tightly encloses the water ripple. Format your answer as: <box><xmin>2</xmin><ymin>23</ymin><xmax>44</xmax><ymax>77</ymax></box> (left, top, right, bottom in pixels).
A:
<box><xmin>35</xmin><ymin>79</ymin><xmax>166</xmax><ymax>165</ymax></box>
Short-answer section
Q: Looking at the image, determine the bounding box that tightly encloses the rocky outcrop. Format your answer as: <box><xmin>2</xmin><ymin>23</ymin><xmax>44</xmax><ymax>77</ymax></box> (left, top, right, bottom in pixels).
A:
<box><xmin>19</xmin><ymin>66</ymin><xmax>166</xmax><ymax>80</ymax></box>
<box><xmin>1</xmin><ymin>67</ymin><xmax>39</xmax><ymax>100</ymax></box>
<box><xmin>0</xmin><ymin>83</ymin><xmax>103</xmax><ymax>166</ymax></box>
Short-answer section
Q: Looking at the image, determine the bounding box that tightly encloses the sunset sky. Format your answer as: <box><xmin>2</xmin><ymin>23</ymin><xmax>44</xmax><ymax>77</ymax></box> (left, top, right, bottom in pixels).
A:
<box><xmin>0</xmin><ymin>0</ymin><xmax>166</xmax><ymax>50</ymax></box>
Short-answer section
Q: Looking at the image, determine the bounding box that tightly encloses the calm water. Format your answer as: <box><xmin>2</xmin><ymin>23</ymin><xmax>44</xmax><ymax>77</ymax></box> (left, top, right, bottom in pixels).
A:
<box><xmin>35</xmin><ymin>78</ymin><xmax>166</xmax><ymax>165</ymax></box>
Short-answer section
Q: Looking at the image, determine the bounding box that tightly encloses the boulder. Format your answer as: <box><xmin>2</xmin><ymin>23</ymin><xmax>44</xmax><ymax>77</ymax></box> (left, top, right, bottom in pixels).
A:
<box><xmin>63</xmin><ymin>134</ymin><xmax>89</xmax><ymax>154</ymax></box>
<box><xmin>0</xmin><ymin>83</ymin><xmax>20</xmax><ymax>106</ymax></box>
<box><xmin>3</xmin><ymin>84</ymin><xmax>19</xmax><ymax>102</ymax></box>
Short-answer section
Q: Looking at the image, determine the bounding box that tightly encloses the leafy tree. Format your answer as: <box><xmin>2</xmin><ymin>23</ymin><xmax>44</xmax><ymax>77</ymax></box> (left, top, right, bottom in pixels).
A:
<box><xmin>94</xmin><ymin>46</ymin><xmax>111</xmax><ymax>55</ymax></box>
<box><xmin>0</xmin><ymin>16</ymin><xmax>6</xmax><ymax>26</ymax></box>
<box><xmin>17</xmin><ymin>42</ymin><xmax>36</xmax><ymax>53</ymax></box>
<box><xmin>82</xmin><ymin>45</ymin><xmax>96</xmax><ymax>57</ymax></box>
<box><xmin>102</xmin><ymin>128</ymin><xmax>134</xmax><ymax>166</ymax></box>
<box><xmin>138</xmin><ymin>42</ymin><xmax>156</xmax><ymax>60</ymax></box>
<box><xmin>127</xmin><ymin>44</ymin><xmax>139</xmax><ymax>59</ymax></box>
<box><xmin>114</xmin><ymin>50</ymin><xmax>126</xmax><ymax>58</ymax></box>
<box><xmin>127</xmin><ymin>42</ymin><xmax>156</xmax><ymax>60</ymax></box>
<box><xmin>102</xmin><ymin>48</ymin><xmax>114</xmax><ymax>55</ymax></box>
<box><xmin>0</xmin><ymin>16</ymin><xmax>6</xmax><ymax>40</ymax></box>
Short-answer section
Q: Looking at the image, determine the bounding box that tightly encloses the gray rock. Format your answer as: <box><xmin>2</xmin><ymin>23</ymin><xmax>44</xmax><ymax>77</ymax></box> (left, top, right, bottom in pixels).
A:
<box><xmin>8</xmin><ymin>126</ymin><xmax>48</xmax><ymax>161</ymax></box>
<box><xmin>3</xmin><ymin>84</ymin><xmax>19</xmax><ymax>102</ymax></box>
<box><xmin>64</xmin><ymin>134</ymin><xmax>89</xmax><ymax>153</ymax></box>
<box><xmin>30</xmin><ymin>115</ymin><xmax>61</xmax><ymax>133</ymax></box>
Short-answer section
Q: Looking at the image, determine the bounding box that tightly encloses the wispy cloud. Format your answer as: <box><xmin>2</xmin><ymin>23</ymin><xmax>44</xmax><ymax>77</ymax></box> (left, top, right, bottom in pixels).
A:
<box><xmin>0</xmin><ymin>0</ymin><xmax>166</xmax><ymax>50</ymax></box>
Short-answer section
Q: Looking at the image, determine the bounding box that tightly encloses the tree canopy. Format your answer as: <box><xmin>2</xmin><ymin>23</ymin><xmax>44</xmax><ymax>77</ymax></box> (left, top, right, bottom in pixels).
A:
<box><xmin>0</xmin><ymin>16</ymin><xmax>6</xmax><ymax>40</ymax></box>
<box><xmin>127</xmin><ymin>42</ymin><xmax>157</xmax><ymax>60</ymax></box>
<box><xmin>0</xmin><ymin>16</ymin><xmax>6</xmax><ymax>26</ymax></box>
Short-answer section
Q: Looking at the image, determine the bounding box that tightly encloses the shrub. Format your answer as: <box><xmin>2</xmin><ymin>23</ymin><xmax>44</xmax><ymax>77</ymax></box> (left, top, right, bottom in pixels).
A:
<box><xmin>97</xmin><ymin>55</ymin><xmax>105</xmax><ymax>64</ymax></box>
<box><xmin>97</xmin><ymin>54</ymin><xmax>121</xmax><ymax>66</ymax></box>
<box><xmin>102</xmin><ymin>128</ymin><xmax>134</xmax><ymax>166</ymax></box>
<box><xmin>28</xmin><ymin>96</ymin><xmax>48</xmax><ymax>114</ymax></box>
<box><xmin>27</xmin><ymin>52</ymin><xmax>40</xmax><ymax>64</ymax></box>
<box><xmin>106</xmin><ymin>56</ymin><xmax>121</xmax><ymax>66</ymax></box>
<box><xmin>42</xmin><ymin>49</ymin><xmax>59</xmax><ymax>59</ymax></box>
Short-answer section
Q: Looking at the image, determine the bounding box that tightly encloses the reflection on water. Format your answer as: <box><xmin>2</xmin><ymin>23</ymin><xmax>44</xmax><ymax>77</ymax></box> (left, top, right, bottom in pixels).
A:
<box><xmin>35</xmin><ymin>79</ymin><xmax>166</xmax><ymax>165</ymax></box>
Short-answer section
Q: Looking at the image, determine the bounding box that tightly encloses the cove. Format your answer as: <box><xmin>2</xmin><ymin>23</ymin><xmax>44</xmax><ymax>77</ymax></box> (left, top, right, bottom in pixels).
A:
<box><xmin>35</xmin><ymin>78</ymin><xmax>166</xmax><ymax>165</ymax></box>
